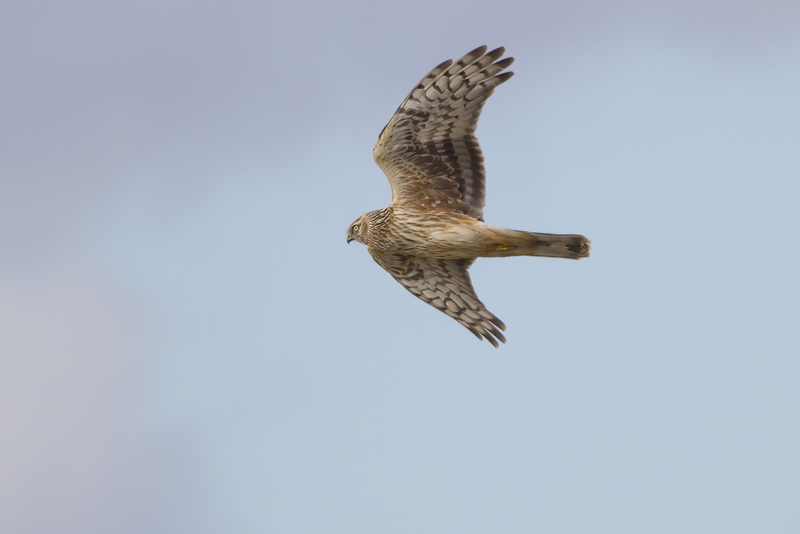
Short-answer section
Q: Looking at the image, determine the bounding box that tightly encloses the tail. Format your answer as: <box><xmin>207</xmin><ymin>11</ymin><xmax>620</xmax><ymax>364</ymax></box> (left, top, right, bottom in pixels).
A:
<box><xmin>485</xmin><ymin>230</ymin><xmax>590</xmax><ymax>259</ymax></box>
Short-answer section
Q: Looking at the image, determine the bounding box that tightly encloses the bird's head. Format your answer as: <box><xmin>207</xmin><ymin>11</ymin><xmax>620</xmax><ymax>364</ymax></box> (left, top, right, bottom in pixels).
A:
<box><xmin>346</xmin><ymin>215</ymin><xmax>368</xmax><ymax>244</ymax></box>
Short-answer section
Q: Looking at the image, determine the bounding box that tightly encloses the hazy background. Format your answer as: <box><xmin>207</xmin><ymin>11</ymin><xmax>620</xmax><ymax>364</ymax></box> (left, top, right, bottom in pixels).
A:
<box><xmin>2</xmin><ymin>1</ymin><xmax>799</xmax><ymax>532</ymax></box>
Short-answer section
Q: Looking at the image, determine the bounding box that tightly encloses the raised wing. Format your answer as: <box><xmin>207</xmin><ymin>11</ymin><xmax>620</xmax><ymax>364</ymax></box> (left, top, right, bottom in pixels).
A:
<box><xmin>373</xmin><ymin>46</ymin><xmax>514</xmax><ymax>220</ymax></box>
<box><xmin>370</xmin><ymin>251</ymin><xmax>507</xmax><ymax>347</ymax></box>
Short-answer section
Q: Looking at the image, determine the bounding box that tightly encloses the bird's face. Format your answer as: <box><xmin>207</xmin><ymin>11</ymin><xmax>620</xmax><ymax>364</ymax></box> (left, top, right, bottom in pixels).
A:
<box><xmin>346</xmin><ymin>216</ymin><xmax>367</xmax><ymax>244</ymax></box>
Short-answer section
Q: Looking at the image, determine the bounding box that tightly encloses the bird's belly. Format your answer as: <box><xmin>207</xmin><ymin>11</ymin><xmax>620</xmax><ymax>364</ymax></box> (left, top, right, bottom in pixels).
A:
<box><xmin>426</xmin><ymin>226</ymin><xmax>488</xmax><ymax>257</ymax></box>
<box><xmin>377</xmin><ymin>212</ymin><xmax>489</xmax><ymax>258</ymax></box>
<box><xmin>390</xmin><ymin>225</ymin><xmax>486</xmax><ymax>258</ymax></box>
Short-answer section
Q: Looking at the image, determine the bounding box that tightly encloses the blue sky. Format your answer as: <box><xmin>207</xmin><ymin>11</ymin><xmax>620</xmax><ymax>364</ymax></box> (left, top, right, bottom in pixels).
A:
<box><xmin>2</xmin><ymin>1</ymin><xmax>799</xmax><ymax>533</ymax></box>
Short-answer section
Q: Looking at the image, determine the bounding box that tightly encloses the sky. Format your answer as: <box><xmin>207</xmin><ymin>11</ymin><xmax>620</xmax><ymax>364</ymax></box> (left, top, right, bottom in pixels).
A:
<box><xmin>1</xmin><ymin>1</ymin><xmax>799</xmax><ymax>533</ymax></box>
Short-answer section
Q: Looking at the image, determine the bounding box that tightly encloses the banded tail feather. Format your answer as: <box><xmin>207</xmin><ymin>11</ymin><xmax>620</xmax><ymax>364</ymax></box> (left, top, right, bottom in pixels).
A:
<box><xmin>487</xmin><ymin>230</ymin><xmax>590</xmax><ymax>260</ymax></box>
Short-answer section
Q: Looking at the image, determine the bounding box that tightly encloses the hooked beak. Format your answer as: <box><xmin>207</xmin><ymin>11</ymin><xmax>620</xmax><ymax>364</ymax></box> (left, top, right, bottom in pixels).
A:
<box><xmin>347</xmin><ymin>235</ymin><xmax>354</xmax><ymax>244</ymax></box>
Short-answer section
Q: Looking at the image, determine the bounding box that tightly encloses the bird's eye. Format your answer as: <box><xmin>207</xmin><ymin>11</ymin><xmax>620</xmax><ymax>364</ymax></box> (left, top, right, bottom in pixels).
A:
<box><xmin>352</xmin><ymin>225</ymin><xmax>359</xmax><ymax>232</ymax></box>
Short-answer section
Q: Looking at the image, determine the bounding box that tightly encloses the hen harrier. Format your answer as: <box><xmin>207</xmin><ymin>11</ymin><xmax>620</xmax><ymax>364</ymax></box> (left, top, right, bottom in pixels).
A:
<box><xmin>347</xmin><ymin>46</ymin><xmax>589</xmax><ymax>347</ymax></box>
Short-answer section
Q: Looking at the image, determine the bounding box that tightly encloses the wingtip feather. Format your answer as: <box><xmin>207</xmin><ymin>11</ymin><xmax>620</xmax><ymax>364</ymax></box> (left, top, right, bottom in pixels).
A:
<box><xmin>468</xmin><ymin>45</ymin><xmax>489</xmax><ymax>57</ymax></box>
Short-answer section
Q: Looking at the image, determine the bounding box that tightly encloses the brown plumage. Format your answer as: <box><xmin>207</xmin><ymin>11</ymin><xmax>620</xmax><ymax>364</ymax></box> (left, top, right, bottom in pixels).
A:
<box><xmin>347</xmin><ymin>46</ymin><xmax>590</xmax><ymax>347</ymax></box>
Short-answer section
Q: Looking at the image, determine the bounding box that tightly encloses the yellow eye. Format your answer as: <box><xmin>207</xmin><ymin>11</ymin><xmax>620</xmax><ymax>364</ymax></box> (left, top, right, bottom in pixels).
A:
<box><xmin>352</xmin><ymin>225</ymin><xmax>359</xmax><ymax>232</ymax></box>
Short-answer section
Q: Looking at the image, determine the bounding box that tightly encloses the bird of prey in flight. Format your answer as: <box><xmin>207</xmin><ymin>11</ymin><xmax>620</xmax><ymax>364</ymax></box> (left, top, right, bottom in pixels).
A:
<box><xmin>347</xmin><ymin>46</ymin><xmax>590</xmax><ymax>347</ymax></box>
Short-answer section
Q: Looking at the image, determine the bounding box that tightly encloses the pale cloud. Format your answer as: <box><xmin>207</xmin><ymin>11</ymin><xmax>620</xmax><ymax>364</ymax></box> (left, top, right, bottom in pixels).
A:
<box><xmin>0</xmin><ymin>266</ymin><xmax>213</xmax><ymax>533</ymax></box>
